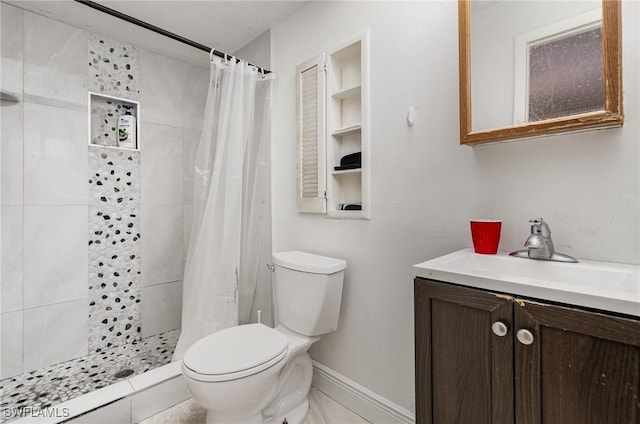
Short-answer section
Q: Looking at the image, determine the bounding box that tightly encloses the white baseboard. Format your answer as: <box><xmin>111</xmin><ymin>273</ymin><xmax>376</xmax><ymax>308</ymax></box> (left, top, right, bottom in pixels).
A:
<box><xmin>311</xmin><ymin>361</ymin><xmax>415</xmax><ymax>424</ymax></box>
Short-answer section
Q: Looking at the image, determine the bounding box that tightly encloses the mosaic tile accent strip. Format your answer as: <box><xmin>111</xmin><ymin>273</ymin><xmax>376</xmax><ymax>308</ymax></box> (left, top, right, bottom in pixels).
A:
<box><xmin>88</xmin><ymin>146</ymin><xmax>141</xmax><ymax>352</ymax></box>
<box><xmin>90</xmin><ymin>95</ymin><xmax>137</xmax><ymax>148</ymax></box>
<box><xmin>0</xmin><ymin>330</ymin><xmax>179</xmax><ymax>424</ymax></box>
<box><xmin>88</xmin><ymin>33</ymin><xmax>141</xmax><ymax>100</ymax></box>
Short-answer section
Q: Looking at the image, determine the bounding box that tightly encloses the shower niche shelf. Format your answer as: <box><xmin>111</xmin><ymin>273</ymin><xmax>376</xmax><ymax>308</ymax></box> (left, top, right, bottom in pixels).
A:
<box><xmin>89</xmin><ymin>92</ymin><xmax>140</xmax><ymax>151</ymax></box>
<box><xmin>326</xmin><ymin>33</ymin><xmax>370</xmax><ymax>219</ymax></box>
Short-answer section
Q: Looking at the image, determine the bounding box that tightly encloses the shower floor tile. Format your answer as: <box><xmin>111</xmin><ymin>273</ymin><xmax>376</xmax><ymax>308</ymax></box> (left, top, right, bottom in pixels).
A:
<box><xmin>0</xmin><ymin>329</ymin><xmax>179</xmax><ymax>423</ymax></box>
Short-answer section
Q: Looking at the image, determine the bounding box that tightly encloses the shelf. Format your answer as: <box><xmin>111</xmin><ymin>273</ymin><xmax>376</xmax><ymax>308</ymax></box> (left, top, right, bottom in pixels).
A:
<box><xmin>332</xmin><ymin>168</ymin><xmax>362</xmax><ymax>176</ymax></box>
<box><xmin>332</xmin><ymin>85</ymin><xmax>361</xmax><ymax>100</ymax></box>
<box><xmin>327</xmin><ymin>209</ymin><xmax>367</xmax><ymax>220</ymax></box>
<box><xmin>331</xmin><ymin>124</ymin><xmax>361</xmax><ymax>138</ymax></box>
<box><xmin>88</xmin><ymin>91</ymin><xmax>140</xmax><ymax>151</ymax></box>
<box><xmin>325</xmin><ymin>32</ymin><xmax>369</xmax><ymax>220</ymax></box>
<box><xmin>89</xmin><ymin>144</ymin><xmax>137</xmax><ymax>152</ymax></box>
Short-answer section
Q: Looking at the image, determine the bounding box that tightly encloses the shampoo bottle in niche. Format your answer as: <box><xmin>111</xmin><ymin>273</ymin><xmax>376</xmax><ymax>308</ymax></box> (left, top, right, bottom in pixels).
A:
<box><xmin>118</xmin><ymin>106</ymin><xmax>137</xmax><ymax>149</ymax></box>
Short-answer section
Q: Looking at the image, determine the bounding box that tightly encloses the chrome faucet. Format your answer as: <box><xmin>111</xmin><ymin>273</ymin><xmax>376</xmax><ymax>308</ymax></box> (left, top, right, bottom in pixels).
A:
<box><xmin>509</xmin><ymin>218</ymin><xmax>578</xmax><ymax>263</ymax></box>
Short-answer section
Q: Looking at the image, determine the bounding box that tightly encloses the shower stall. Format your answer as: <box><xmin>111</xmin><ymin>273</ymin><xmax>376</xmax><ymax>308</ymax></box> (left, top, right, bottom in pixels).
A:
<box><xmin>0</xmin><ymin>2</ymin><xmax>272</xmax><ymax>422</ymax></box>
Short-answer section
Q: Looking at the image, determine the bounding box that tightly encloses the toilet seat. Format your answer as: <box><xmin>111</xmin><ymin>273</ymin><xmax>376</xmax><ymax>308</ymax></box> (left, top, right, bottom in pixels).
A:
<box><xmin>183</xmin><ymin>324</ymin><xmax>288</xmax><ymax>382</ymax></box>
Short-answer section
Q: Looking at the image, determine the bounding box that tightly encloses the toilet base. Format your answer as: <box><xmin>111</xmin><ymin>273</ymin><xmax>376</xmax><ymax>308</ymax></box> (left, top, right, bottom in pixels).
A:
<box><xmin>265</xmin><ymin>400</ymin><xmax>309</xmax><ymax>424</ymax></box>
<box><xmin>203</xmin><ymin>399</ymin><xmax>309</xmax><ymax>424</ymax></box>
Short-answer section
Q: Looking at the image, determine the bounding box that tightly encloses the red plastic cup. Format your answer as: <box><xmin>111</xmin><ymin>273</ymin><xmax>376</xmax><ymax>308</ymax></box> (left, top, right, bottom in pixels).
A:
<box><xmin>470</xmin><ymin>219</ymin><xmax>502</xmax><ymax>254</ymax></box>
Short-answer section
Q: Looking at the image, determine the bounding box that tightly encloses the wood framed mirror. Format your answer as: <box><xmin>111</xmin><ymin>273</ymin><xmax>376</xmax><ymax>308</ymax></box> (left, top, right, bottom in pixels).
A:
<box><xmin>459</xmin><ymin>0</ymin><xmax>623</xmax><ymax>145</ymax></box>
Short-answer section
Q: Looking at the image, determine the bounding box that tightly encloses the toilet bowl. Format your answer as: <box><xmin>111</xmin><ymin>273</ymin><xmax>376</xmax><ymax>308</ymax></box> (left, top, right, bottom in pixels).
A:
<box><xmin>183</xmin><ymin>324</ymin><xmax>319</xmax><ymax>424</ymax></box>
<box><xmin>182</xmin><ymin>251</ymin><xmax>346</xmax><ymax>424</ymax></box>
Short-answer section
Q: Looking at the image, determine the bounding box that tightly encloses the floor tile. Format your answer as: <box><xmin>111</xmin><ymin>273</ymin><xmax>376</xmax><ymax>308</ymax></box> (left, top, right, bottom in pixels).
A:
<box><xmin>139</xmin><ymin>387</ymin><xmax>370</xmax><ymax>424</ymax></box>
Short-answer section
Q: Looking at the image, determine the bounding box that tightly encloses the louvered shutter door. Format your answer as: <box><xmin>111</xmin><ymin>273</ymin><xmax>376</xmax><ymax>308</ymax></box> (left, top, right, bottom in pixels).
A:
<box><xmin>296</xmin><ymin>54</ymin><xmax>326</xmax><ymax>213</ymax></box>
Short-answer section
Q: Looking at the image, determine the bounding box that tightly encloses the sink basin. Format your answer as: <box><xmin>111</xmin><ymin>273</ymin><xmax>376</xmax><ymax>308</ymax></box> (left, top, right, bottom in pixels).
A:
<box><xmin>414</xmin><ymin>249</ymin><xmax>640</xmax><ymax>317</ymax></box>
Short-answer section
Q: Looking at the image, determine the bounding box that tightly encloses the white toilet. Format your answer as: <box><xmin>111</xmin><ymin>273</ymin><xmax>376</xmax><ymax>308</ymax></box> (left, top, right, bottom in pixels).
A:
<box><xmin>182</xmin><ymin>251</ymin><xmax>346</xmax><ymax>424</ymax></box>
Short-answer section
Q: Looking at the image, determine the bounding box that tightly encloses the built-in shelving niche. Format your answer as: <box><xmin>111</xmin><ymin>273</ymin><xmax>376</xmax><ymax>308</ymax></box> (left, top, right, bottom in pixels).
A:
<box><xmin>89</xmin><ymin>92</ymin><xmax>140</xmax><ymax>151</ymax></box>
<box><xmin>326</xmin><ymin>33</ymin><xmax>369</xmax><ymax>219</ymax></box>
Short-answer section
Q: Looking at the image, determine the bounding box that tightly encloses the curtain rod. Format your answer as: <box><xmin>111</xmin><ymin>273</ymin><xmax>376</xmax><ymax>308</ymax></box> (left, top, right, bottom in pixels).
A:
<box><xmin>73</xmin><ymin>0</ymin><xmax>272</xmax><ymax>74</ymax></box>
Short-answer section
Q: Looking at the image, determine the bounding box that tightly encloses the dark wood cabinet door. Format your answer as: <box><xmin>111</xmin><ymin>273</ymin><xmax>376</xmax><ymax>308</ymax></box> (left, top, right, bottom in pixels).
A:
<box><xmin>415</xmin><ymin>278</ymin><xmax>514</xmax><ymax>424</ymax></box>
<box><xmin>514</xmin><ymin>299</ymin><xmax>640</xmax><ymax>424</ymax></box>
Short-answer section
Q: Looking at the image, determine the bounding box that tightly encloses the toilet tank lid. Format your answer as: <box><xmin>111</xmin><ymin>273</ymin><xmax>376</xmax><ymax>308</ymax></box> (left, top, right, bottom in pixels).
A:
<box><xmin>273</xmin><ymin>251</ymin><xmax>346</xmax><ymax>274</ymax></box>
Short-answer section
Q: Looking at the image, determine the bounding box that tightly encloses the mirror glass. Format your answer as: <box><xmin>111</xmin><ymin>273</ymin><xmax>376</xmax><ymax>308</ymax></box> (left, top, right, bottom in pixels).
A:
<box><xmin>460</xmin><ymin>0</ymin><xmax>622</xmax><ymax>144</ymax></box>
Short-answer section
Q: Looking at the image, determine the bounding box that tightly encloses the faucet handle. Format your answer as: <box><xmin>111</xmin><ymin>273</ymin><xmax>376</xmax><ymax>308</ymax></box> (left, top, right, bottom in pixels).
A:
<box><xmin>529</xmin><ymin>218</ymin><xmax>543</xmax><ymax>234</ymax></box>
<box><xmin>529</xmin><ymin>218</ymin><xmax>551</xmax><ymax>237</ymax></box>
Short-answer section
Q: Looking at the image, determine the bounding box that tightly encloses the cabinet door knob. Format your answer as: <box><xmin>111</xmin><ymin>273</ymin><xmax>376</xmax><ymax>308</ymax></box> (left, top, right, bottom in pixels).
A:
<box><xmin>491</xmin><ymin>321</ymin><xmax>509</xmax><ymax>337</ymax></box>
<box><xmin>517</xmin><ymin>329</ymin><xmax>535</xmax><ymax>345</ymax></box>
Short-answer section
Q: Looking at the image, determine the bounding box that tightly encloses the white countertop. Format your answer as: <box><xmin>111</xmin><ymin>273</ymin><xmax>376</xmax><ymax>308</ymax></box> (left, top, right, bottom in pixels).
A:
<box><xmin>414</xmin><ymin>248</ymin><xmax>640</xmax><ymax>317</ymax></box>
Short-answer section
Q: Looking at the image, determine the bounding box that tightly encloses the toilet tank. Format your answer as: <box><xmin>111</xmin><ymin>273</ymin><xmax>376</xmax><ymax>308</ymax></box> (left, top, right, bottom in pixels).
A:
<box><xmin>272</xmin><ymin>251</ymin><xmax>346</xmax><ymax>337</ymax></box>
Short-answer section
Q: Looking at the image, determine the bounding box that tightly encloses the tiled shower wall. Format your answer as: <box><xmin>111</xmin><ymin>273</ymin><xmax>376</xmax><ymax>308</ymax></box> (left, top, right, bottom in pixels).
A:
<box><xmin>88</xmin><ymin>146</ymin><xmax>142</xmax><ymax>351</ymax></box>
<box><xmin>0</xmin><ymin>3</ymin><xmax>209</xmax><ymax>379</ymax></box>
<box><xmin>87</xmin><ymin>35</ymin><xmax>143</xmax><ymax>353</ymax></box>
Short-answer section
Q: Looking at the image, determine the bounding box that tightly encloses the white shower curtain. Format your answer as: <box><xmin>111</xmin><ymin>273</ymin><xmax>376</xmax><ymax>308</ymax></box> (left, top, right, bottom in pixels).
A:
<box><xmin>239</xmin><ymin>80</ymin><xmax>273</xmax><ymax>326</ymax></box>
<box><xmin>173</xmin><ymin>56</ymin><xmax>272</xmax><ymax>359</ymax></box>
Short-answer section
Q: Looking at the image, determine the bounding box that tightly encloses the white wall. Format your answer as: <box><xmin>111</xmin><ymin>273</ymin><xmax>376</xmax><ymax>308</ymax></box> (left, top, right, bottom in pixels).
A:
<box><xmin>234</xmin><ymin>30</ymin><xmax>271</xmax><ymax>71</ymax></box>
<box><xmin>271</xmin><ymin>0</ymin><xmax>639</xmax><ymax>413</ymax></box>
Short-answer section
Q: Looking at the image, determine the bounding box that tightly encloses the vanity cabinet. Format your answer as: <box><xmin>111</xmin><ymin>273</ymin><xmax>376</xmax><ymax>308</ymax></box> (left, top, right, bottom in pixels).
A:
<box><xmin>414</xmin><ymin>277</ymin><xmax>640</xmax><ymax>424</ymax></box>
